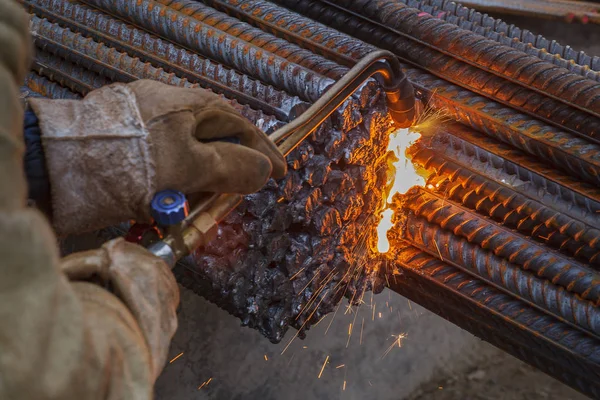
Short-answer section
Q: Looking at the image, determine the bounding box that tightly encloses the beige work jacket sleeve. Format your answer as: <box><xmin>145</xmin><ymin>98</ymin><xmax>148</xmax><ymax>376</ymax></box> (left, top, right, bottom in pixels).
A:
<box><xmin>0</xmin><ymin>2</ymin><xmax>176</xmax><ymax>399</ymax></box>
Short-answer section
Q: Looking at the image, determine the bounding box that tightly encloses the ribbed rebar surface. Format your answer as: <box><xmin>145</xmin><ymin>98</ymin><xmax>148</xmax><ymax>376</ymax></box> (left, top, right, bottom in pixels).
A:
<box><xmin>22</xmin><ymin>0</ymin><xmax>600</xmax><ymax>396</ymax></box>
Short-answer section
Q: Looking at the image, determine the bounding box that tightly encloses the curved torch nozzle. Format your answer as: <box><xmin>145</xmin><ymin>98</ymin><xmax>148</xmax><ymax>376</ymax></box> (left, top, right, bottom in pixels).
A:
<box><xmin>149</xmin><ymin>50</ymin><xmax>417</xmax><ymax>267</ymax></box>
<box><xmin>378</xmin><ymin>57</ymin><xmax>416</xmax><ymax>128</ymax></box>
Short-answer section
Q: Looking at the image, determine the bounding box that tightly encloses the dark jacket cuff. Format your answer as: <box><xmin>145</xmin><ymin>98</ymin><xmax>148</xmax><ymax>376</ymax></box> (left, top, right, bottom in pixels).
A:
<box><xmin>23</xmin><ymin>108</ymin><xmax>52</xmax><ymax>217</ymax></box>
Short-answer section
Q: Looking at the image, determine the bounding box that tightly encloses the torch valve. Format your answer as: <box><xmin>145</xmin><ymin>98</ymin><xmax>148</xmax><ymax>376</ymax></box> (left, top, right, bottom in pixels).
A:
<box><xmin>150</xmin><ymin>190</ymin><xmax>190</xmax><ymax>226</ymax></box>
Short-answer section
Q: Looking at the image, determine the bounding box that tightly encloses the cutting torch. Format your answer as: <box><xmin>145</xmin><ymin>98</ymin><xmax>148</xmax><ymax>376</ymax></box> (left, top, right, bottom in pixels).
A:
<box><xmin>130</xmin><ymin>50</ymin><xmax>416</xmax><ymax>268</ymax></box>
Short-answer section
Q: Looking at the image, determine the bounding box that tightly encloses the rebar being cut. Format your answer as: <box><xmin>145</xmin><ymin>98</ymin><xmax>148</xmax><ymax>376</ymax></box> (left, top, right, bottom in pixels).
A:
<box><xmin>25</xmin><ymin>0</ymin><xmax>600</xmax><ymax>396</ymax></box>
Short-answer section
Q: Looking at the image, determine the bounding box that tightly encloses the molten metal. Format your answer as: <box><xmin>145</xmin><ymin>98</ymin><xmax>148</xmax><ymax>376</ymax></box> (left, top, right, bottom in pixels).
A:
<box><xmin>376</xmin><ymin>127</ymin><xmax>424</xmax><ymax>253</ymax></box>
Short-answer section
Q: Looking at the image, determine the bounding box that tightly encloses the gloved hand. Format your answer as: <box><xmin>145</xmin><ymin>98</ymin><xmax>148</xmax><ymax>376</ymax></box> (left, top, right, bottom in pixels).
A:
<box><xmin>60</xmin><ymin>238</ymin><xmax>179</xmax><ymax>381</ymax></box>
<box><xmin>29</xmin><ymin>80</ymin><xmax>287</xmax><ymax>235</ymax></box>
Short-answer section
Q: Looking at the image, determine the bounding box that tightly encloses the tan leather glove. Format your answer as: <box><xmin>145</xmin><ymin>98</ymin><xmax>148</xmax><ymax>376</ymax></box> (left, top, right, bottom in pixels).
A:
<box><xmin>60</xmin><ymin>238</ymin><xmax>180</xmax><ymax>381</ymax></box>
<box><xmin>29</xmin><ymin>80</ymin><xmax>287</xmax><ymax>235</ymax></box>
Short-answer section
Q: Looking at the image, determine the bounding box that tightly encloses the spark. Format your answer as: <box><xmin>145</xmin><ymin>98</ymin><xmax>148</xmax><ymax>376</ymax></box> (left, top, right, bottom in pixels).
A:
<box><xmin>372</xmin><ymin>302</ymin><xmax>376</xmax><ymax>321</ymax></box>
<box><xmin>378</xmin><ymin>312</ymin><xmax>382</xmax><ymax>319</ymax></box>
<box><xmin>296</xmin><ymin>268</ymin><xmax>338</xmax><ymax>320</ymax></box>
<box><xmin>282</xmin><ymin>289</ymin><xmax>331</xmax><ymax>355</ymax></box>
<box><xmin>325</xmin><ymin>262</ymin><xmax>362</xmax><ymax>335</ymax></box>
<box><xmin>169</xmin><ymin>352</ymin><xmax>183</xmax><ymax>363</ymax></box>
<box><xmin>433</xmin><ymin>238</ymin><xmax>444</xmax><ymax>261</ymax></box>
<box><xmin>325</xmin><ymin>299</ymin><xmax>343</xmax><ymax>335</ymax></box>
<box><xmin>198</xmin><ymin>377</ymin><xmax>213</xmax><ymax>390</ymax></box>
<box><xmin>288</xmin><ymin>353</ymin><xmax>296</xmax><ymax>366</ymax></box>
<box><xmin>346</xmin><ymin>323</ymin><xmax>353</xmax><ymax>348</ymax></box>
<box><xmin>318</xmin><ymin>356</ymin><xmax>330</xmax><ymax>379</ymax></box>
<box><xmin>312</xmin><ymin>314</ymin><xmax>329</xmax><ymax>328</ymax></box>
<box><xmin>360</xmin><ymin>317</ymin><xmax>365</xmax><ymax>345</ymax></box>
<box><xmin>382</xmin><ymin>333</ymin><xmax>407</xmax><ymax>359</ymax></box>
<box><xmin>347</xmin><ymin>294</ymin><xmax>363</xmax><ymax>348</ymax></box>
<box><xmin>336</xmin><ymin>364</ymin><xmax>345</xmax><ymax>369</ymax></box>
<box><xmin>343</xmin><ymin>381</ymin><xmax>347</xmax><ymax>391</ymax></box>
<box><xmin>289</xmin><ymin>267</ymin><xmax>305</xmax><ymax>281</ymax></box>
<box><xmin>384</xmin><ymin>272</ymin><xmax>391</xmax><ymax>288</ymax></box>
<box><xmin>264</xmin><ymin>354</ymin><xmax>268</xmax><ymax>361</ymax></box>
<box><xmin>297</xmin><ymin>272</ymin><xmax>320</xmax><ymax>295</ymax></box>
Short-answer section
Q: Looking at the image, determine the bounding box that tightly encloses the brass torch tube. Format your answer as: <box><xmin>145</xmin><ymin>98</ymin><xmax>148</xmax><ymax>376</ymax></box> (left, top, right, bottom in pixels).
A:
<box><xmin>156</xmin><ymin>50</ymin><xmax>416</xmax><ymax>264</ymax></box>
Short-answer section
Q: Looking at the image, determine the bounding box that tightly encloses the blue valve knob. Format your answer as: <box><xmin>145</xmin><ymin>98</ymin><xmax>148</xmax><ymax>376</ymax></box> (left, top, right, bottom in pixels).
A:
<box><xmin>151</xmin><ymin>190</ymin><xmax>189</xmax><ymax>226</ymax></box>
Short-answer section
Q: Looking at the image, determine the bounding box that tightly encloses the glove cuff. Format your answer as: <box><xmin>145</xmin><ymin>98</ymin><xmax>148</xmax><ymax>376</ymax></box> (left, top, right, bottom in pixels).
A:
<box><xmin>29</xmin><ymin>84</ymin><xmax>156</xmax><ymax>236</ymax></box>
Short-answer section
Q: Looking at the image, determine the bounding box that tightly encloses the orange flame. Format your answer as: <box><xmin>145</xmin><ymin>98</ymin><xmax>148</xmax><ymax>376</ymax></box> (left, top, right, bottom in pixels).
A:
<box><xmin>376</xmin><ymin>128</ymin><xmax>425</xmax><ymax>253</ymax></box>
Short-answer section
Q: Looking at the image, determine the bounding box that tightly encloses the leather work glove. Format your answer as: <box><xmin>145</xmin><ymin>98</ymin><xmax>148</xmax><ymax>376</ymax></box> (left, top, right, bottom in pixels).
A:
<box><xmin>29</xmin><ymin>80</ymin><xmax>287</xmax><ymax>236</ymax></box>
<box><xmin>60</xmin><ymin>237</ymin><xmax>180</xmax><ymax>381</ymax></box>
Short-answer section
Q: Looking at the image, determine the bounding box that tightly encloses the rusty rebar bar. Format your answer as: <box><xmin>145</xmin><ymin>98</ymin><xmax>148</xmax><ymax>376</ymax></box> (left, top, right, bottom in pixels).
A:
<box><xmin>30</xmin><ymin>16</ymin><xmax>282</xmax><ymax>131</ymax></box>
<box><xmin>200</xmin><ymin>0</ymin><xmax>376</xmax><ymax>64</ymax></box>
<box><xmin>23</xmin><ymin>0</ymin><xmax>308</xmax><ymax>122</ymax></box>
<box><xmin>412</xmin><ymin>147</ymin><xmax>600</xmax><ymax>265</ymax></box>
<box><xmin>455</xmin><ymin>0</ymin><xmax>600</xmax><ymax>24</ymax></box>
<box><xmin>206</xmin><ymin>0</ymin><xmax>600</xmax><ymax>182</ymax></box>
<box><xmin>406</xmin><ymin>68</ymin><xmax>600</xmax><ymax>187</ymax></box>
<box><xmin>321</xmin><ymin>0</ymin><xmax>600</xmax><ymax>113</ymax></box>
<box><xmin>31</xmin><ymin>49</ymin><xmax>109</xmax><ymax>95</ymax></box>
<box><xmin>273</xmin><ymin>0</ymin><xmax>600</xmax><ymax>141</ymax></box>
<box><xmin>81</xmin><ymin>0</ymin><xmax>334</xmax><ymax>102</ymax></box>
<box><xmin>397</xmin><ymin>0</ymin><xmax>600</xmax><ymax>80</ymax></box>
<box><xmin>155</xmin><ymin>0</ymin><xmax>348</xmax><ymax>79</ymax></box>
<box><xmin>402</xmin><ymin>210</ymin><xmax>600</xmax><ymax>335</ymax></box>
<box><xmin>405</xmin><ymin>187</ymin><xmax>600</xmax><ymax>303</ymax></box>
<box><xmin>23</xmin><ymin>72</ymin><xmax>81</xmax><ymax>99</ymax></box>
<box><xmin>433</xmin><ymin>124</ymin><xmax>600</xmax><ymax>214</ymax></box>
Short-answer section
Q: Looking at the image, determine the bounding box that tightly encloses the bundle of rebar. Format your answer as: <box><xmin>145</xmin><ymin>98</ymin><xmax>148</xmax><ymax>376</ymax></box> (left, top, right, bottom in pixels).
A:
<box><xmin>20</xmin><ymin>0</ymin><xmax>600</xmax><ymax>396</ymax></box>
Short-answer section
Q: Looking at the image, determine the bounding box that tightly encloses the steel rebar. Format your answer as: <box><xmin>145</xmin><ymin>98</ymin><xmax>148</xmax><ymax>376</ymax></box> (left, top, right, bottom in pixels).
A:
<box><xmin>30</xmin><ymin>16</ymin><xmax>282</xmax><ymax>130</ymax></box>
<box><xmin>23</xmin><ymin>0</ymin><xmax>308</xmax><ymax>121</ymax></box>
<box><xmin>81</xmin><ymin>0</ymin><xmax>335</xmax><ymax>102</ymax></box>
<box><xmin>402</xmin><ymin>211</ymin><xmax>600</xmax><ymax>335</ymax></box>
<box><xmin>405</xmin><ymin>187</ymin><xmax>600</xmax><ymax>303</ymax></box>
<box><xmin>434</xmin><ymin>124</ymin><xmax>600</xmax><ymax>214</ymax></box>
<box><xmin>406</xmin><ymin>68</ymin><xmax>600</xmax><ymax>187</ymax></box>
<box><xmin>156</xmin><ymin>0</ymin><xmax>348</xmax><ymax>79</ymax></box>
<box><xmin>273</xmin><ymin>0</ymin><xmax>600</xmax><ymax>141</ymax></box>
<box><xmin>398</xmin><ymin>0</ymin><xmax>600</xmax><ymax>79</ymax></box>
<box><xmin>23</xmin><ymin>72</ymin><xmax>81</xmax><ymax>99</ymax></box>
<box><xmin>412</xmin><ymin>147</ymin><xmax>600</xmax><ymax>265</ymax></box>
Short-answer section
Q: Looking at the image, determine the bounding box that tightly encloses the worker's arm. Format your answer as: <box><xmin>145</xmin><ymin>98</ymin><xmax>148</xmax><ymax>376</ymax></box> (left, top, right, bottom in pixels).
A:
<box><xmin>1</xmin><ymin>2</ymin><xmax>285</xmax><ymax>399</ymax></box>
<box><xmin>0</xmin><ymin>3</ymin><xmax>177</xmax><ymax>398</ymax></box>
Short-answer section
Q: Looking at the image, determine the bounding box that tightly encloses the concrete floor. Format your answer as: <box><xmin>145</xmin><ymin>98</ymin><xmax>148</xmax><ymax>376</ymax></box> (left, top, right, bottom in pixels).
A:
<box><xmin>155</xmin><ymin>287</ymin><xmax>495</xmax><ymax>400</ymax></box>
<box><xmin>154</xmin><ymin>12</ymin><xmax>598</xmax><ymax>400</ymax></box>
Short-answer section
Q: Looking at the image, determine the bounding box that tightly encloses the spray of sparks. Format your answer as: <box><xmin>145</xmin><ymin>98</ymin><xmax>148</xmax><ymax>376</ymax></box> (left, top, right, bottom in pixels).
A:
<box><xmin>276</xmin><ymin>108</ymin><xmax>450</xmax><ymax>393</ymax></box>
<box><xmin>376</xmin><ymin>127</ymin><xmax>425</xmax><ymax>253</ymax></box>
